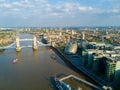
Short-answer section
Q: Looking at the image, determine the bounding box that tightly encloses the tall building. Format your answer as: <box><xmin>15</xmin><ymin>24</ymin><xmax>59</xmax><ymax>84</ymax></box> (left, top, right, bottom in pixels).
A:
<box><xmin>105</xmin><ymin>58</ymin><xmax>116</xmax><ymax>82</ymax></box>
<box><xmin>64</xmin><ymin>40</ymin><xmax>78</xmax><ymax>54</ymax></box>
<box><xmin>92</xmin><ymin>54</ymin><xmax>102</xmax><ymax>72</ymax></box>
<box><xmin>71</xmin><ymin>30</ymin><xmax>76</xmax><ymax>35</ymax></box>
<box><xmin>78</xmin><ymin>39</ymin><xmax>88</xmax><ymax>51</ymax></box>
<box><xmin>114</xmin><ymin>57</ymin><xmax>120</xmax><ymax>84</ymax></box>
<box><xmin>104</xmin><ymin>57</ymin><xmax>120</xmax><ymax>83</ymax></box>
<box><xmin>82</xmin><ymin>32</ymin><xmax>85</xmax><ymax>40</ymax></box>
<box><xmin>81</xmin><ymin>50</ymin><xmax>88</xmax><ymax>66</ymax></box>
<box><xmin>59</xmin><ymin>32</ymin><xmax>62</xmax><ymax>36</ymax></box>
<box><xmin>87</xmin><ymin>50</ymin><xmax>95</xmax><ymax>68</ymax></box>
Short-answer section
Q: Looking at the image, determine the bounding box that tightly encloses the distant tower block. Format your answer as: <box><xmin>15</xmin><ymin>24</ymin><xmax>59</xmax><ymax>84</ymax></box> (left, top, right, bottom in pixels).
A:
<box><xmin>71</xmin><ymin>30</ymin><xmax>75</xmax><ymax>35</ymax></box>
<box><xmin>106</xmin><ymin>31</ymin><xmax>108</xmax><ymax>35</ymax></box>
<box><xmin>33</xmin><ymin>36</ymin><xmax>38</xmax><ymax>50</ymax></box>
<box><xmin>59</xmin><ymin>32</ymin><xmax>62</xmax><ymax>36</ymax></box>
<box><xmin>16</xmin><ymin>36</ymin><xmax>21</xmax><ymax>52</ymax></box>
<box><xmin>82</xmin><ymin>32</ymin><xmax>85</xmax><ymax>40</ymax></box>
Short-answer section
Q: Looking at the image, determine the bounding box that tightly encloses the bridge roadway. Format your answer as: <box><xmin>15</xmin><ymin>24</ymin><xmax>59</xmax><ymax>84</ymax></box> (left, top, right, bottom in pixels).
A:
<box><xmin>19</xmin><ymin>39</ymin><xmax>33</xmax><ymax>41</ymax></box>
<box><xmin>0</xmin><ymin>39</ymin><xmax>51</xmax><ymax>50</ymax></box>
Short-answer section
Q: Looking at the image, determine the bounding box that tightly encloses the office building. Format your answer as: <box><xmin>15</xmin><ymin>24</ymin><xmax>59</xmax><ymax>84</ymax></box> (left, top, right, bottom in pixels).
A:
<box><xmin>64</xmin><ymin>40</ymin><xmax>78</xmax><ymax>54</ymax></box>
<box><xmin>105</xmin><ymin>58</ymin><xmax>116</xmax><ymax>82</ymax></box>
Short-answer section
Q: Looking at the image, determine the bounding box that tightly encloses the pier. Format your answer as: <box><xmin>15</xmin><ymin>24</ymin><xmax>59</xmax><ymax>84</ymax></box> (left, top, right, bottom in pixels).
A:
<box><xmin>56</xmin><ymin>74</ymin><xmax>102</xmax><ymax>90</ymax></box>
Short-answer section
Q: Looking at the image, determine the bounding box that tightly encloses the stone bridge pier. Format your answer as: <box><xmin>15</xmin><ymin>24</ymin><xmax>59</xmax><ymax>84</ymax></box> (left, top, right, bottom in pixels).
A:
<box><xmin>16</xmin><ymin>36</ymin><xmax>21</xmax><ymax>52</ymax></box>
<box><xmin>33</xmin><ymin>36</ymin><xmax>38</xmax><ymax>50</ymax></box>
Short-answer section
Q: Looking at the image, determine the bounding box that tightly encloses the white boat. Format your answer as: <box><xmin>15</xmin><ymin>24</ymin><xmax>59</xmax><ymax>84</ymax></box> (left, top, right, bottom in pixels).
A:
<box><xmin>13</xmin><ymin>58</ymin><xmax>18</xmax><ymax>64</ymax></box>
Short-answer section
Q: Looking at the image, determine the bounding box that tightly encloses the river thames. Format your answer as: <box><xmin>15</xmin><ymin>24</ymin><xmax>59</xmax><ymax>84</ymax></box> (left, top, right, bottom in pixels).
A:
<box><xmin>0</xmin><ymin>34</ymin><xmax>92</xmax><ymax>90</ymax></box>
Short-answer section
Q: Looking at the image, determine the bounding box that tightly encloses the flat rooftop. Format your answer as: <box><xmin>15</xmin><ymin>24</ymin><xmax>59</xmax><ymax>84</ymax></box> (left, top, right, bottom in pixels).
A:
<box><xmin>59</xmin><ymin>75</ymin><xmax>102</xmax><ymax>90</ymax></box>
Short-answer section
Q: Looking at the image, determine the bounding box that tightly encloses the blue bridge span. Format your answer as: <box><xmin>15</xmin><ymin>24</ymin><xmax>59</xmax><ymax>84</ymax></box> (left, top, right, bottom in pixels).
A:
<box><xmin>0</xmin><ymin>37</ymin><xmax>51</xmax><ymax>50</ymax></box>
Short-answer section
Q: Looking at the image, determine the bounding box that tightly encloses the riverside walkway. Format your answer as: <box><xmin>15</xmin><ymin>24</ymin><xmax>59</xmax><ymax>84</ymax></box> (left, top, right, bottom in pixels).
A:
<box><xmin>52</xmin><ymin>47</ymin><xmax>113</xmax><ymax>90</ymax></box>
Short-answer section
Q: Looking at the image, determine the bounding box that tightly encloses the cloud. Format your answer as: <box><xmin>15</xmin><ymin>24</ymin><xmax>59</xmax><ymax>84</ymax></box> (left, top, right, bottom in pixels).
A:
<box><xmin>34</xmin><ymin>0</ymin><xmax>47</xmax><ymax>3</ymax></box>
<box><xmin>110</xmin><ymin>9</ymin><xmax>120</xmax><ymax>13</ymax></box>
<box><xmin>0</xmin><ymin>0</ymin><xmax>120</xmax><ymax>27</ymax></box>
<box><xmin>78</xmin><ymin>6</ymin><xmax>94</xmax><ymax>11</ymax></box>
<box><xmin>104</xmin><ymin>0</ymin><xmax>119</xmax><ymax>2</ymax></box>
<box><xmin>12</xmin><ymin>1</ymin><xmax>34</xmax><ymax>8</ymax></box>
<box><xmin>0</xmin><ymin>3</ymin><xmax>12</xmax><ymax>8</ymax></box>
<box><xmin>0</xmin><ymin>0</ymin><xmax>118</xmax><ymax>17</ymax></box>
<box><xmin>0</xmin><ymin>0</ymin><xmax>6</xmax><ymax>2</ymax></box>
<box><xmin>12</xmin><ymin>2</ymin><xmax>22</xmax><ymax>6</ymax></box>
<box><xmin>48</xmin><ymin>2</ymin><xmax>95</xmax><ymax>17</ymax></box>
<box><xmin>49</xmin><ymin>13</ymin><xmax>59</xmax><ymax>17</ymax></box>
<box><xmin>11</xmin><ymin>8</ymin><xmax>21</xmax><ymax>12</ymax></box>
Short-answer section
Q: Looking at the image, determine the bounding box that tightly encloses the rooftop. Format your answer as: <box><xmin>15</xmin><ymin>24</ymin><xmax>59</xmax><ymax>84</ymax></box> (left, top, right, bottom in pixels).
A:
<box><xmin>58</xmin><ymin>75</ymin><xmax>102</xmax><ymax>90</ymax></box>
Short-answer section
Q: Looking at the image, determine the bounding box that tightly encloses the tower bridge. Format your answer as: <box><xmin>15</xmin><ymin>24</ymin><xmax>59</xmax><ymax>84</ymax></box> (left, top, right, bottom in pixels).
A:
<box><xmin>0</xmin><ymin>36</ymin><xmax>51</xmax><ymax>51</ymax></box>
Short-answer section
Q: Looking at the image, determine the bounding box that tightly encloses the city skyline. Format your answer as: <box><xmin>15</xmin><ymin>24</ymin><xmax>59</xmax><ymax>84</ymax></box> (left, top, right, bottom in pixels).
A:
<box><xmin>0</xmin><ymin>0</ymin><xmax>120</xmax><ymax>27</ymax></box>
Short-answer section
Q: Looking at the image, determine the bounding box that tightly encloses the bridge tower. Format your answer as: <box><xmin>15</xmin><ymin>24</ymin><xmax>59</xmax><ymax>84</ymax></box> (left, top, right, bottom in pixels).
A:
<box><xmin>33</xmin><ymin>36</ymin><xmax>38</xmax><ymax>50</ymax></box>
<box><xmin>16</xmin><ymin>36</ymin><xmax>21</xmax><ymax>52</ymax></box>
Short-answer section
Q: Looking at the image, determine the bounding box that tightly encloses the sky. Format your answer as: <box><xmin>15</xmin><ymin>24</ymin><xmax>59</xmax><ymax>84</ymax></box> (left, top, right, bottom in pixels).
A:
<box><xmin>0</xmin><ymin>0</ymin><xmax>120</xmax><ymax>27</ymax></box>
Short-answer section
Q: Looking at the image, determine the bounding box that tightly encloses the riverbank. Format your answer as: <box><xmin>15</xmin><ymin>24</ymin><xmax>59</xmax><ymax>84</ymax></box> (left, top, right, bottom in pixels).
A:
<box><xmin>0</xmin><ymin>38</ymin><xmax>14</xmax><ymax>47</ymax></box>
<box><xmin>0</xmin><ymin>32</ymin><xmax>15</xmax><ymax>47</ymax></box>
<box><xmin>51</xmin><ymin>46</ymin><xmax>112</xmax><ymax>90</ymax></box>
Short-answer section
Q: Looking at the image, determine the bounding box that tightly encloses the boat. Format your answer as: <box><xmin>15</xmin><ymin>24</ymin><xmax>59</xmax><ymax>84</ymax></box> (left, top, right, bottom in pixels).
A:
<box><xmin>13</xmin><ymin>58</ymin><xmax>18</xmax><ymax>64</ymax></box>
<box><xmin>51</xmin><ymin>55</ymin><xmax>56</xmax><ymax>60</ymax></box>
